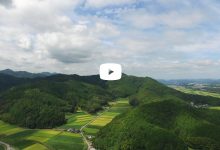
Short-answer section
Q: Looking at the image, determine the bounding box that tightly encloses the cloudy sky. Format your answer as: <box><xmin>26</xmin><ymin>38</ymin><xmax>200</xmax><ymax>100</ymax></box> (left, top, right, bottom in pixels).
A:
<box><xmin>0</xmin><ymin>0</ymin><xmax>220</xmax><ymax>79</ymax></box>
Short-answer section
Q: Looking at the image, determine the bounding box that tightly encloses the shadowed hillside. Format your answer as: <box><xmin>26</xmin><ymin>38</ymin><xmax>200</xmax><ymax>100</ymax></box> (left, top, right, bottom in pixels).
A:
<box><xmin>0</xmin><ymin>74</ymin><xmax>112</xmax><ymax>128</ymax></box>
<box><xmin>0</xmin><ymin>74</ymin><xmax>220</xmax><ymax>150</ymax></box>
<box><xmin>0</xmin><ymin>74</ymin><xmax>29</xmax><ymax>92</ymax></box>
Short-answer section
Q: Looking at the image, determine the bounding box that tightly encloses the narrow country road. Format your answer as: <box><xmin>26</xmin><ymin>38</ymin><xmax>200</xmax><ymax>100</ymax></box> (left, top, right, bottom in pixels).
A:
<box><xmin>0</xmin><ymin>141</ymin><xmax>14</xmax><ymax>150</ymax></box>
<box><xmin>80</xmin><ymin>109</ymin><xmax>109</xmax><ymax>150</ymax></box>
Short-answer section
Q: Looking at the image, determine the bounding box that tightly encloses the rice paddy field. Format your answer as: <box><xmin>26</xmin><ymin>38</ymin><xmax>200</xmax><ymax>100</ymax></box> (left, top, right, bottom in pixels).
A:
<box><xmin>83</xmin><ymin>98</ymin><xmax>130</xmax><ymax>136</ymax></box>
<box><xmin>171</xmin><ymin>86</ymin><xmax>220</xmax><ymax>98</ymax></box>
<box><xmin>59</xmin><ymin>111</ymin><xmax>95</xmax><ymax>130</ymax></box>
<box><xmin>0</xmin><ymin>111</ymin><xmax>94</xmax><ymax>150</ymax></box>
<box><xmin>0</xmin><ymin>99</ymin><xmax>130</xmax><ymax>150</ymax></box>
<box><xmin>0</xmin><ymin>120</ymin><xmax>85</xmax><ymax>150</ymax></box>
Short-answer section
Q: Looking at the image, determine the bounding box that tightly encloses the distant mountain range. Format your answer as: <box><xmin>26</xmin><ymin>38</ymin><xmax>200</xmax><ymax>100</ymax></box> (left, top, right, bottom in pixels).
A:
<box><xmin>0</xmin><ymin>70</ymin><xmax>220</xmax><ymax>149</ymax></box>
<box><xmin>0</xmin><ymin>69</ymin><xmax>56</xmax><ymax>78</ymax></box>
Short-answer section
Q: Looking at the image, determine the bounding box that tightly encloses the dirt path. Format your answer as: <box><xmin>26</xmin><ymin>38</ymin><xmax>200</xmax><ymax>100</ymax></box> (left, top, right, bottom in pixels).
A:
<box><xmin>0</xmin><ymin>141</ymin><xmax>15</xmax><ymax>150</ymax></box>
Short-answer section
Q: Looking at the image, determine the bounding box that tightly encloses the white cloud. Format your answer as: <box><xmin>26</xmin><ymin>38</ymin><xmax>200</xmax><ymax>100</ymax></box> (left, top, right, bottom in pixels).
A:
<box><xmin>35</xmin><ymin>29</ymin><xmax>101</xmax><ymax>63</ymax></box>
<box><xmin>93</xmin><ymin>22</ymin><xmax>120</xmax><ymax>37</ymax></box>
<box><xmin>17</xmin><ymin>34</ymin><xmax>32</xmax><ymax>49</ymax></box>
<box><xmin>85</xmin><ymin>0</ymin><xmax>136</xmax><ymax>8</ymax></box>
<box><xmin>0</xmin><ymin>0</ymin><xmax>80</xmax><ymax>33</ymax></box>
<box><xmin>0</xmin><ymin>0</ymin><xmax>220</xmax><ymax>78</ymax></box>
<box><xmin>122</xmin><ymin>9</ymin><xmax>205</xmax><ymax>29</ymax></box>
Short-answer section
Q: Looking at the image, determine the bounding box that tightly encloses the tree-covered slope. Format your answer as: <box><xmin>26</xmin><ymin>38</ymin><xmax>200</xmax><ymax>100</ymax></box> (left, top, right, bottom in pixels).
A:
<box><xmin>94</xmin><ymin>99</ymin><xmax>220</xmax><ymax>150</ymax></box>
<box><xmin>0</xmin><ymin>89</ymin><xmax>67</xmax><ymax>128</ymax></box>
<box><xmin>1</xmin><ymin>72</ymin><xmax>220</xmax><ymax>142</ymax></box>
<box><xmin>0</xmin><ymin>74</ymin><xmax>29</xmax><ymax>92</ymax></box>
<box><xmin>0</xmin><ymin>74</ymin><xmax>113</xmax><ymax>128</ymax></box>
<box><xmin>108</xmin><ymin>75</ymin><xmax>220</xmax><ymax>106</ymax></box>
<box><xmin>94</xmin><ymin>75</ymin><xmax>220</xmax><ymax>150</ymax></box>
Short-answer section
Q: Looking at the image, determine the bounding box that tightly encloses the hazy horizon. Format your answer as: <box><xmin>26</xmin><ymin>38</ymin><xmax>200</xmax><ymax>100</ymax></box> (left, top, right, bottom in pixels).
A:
<box><xmin>2</xmin><ymin>68</ymin><xmax>220</xmax><ymax>80</ymax></box>
<box><xmin>1</xmin><ymin>0</ymin><xmax>220</xmax><ymax>79</ymax></box>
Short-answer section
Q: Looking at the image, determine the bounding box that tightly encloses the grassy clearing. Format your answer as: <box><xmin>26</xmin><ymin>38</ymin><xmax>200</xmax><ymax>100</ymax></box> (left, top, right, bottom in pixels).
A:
<box><xmin>172</xmin><ymin>86</ymin><xmax>220</xmax><ymax>98</ymax></box>
<box><xmin>83</xmin><ymin>98</ymin><xmax>130</xmax><ymax>135</ymax></box>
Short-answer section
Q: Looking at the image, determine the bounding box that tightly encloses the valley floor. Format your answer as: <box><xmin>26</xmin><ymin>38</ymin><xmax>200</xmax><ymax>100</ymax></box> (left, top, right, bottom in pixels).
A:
<box><xmin>0</xmin><ymin>98</ymin><xmax>130</xmax><ymax>150</ymax></box>
<box><xmin>171</xmin><ymin>85</ymin><xmax>220</xmax><ymax>98</ymax></box>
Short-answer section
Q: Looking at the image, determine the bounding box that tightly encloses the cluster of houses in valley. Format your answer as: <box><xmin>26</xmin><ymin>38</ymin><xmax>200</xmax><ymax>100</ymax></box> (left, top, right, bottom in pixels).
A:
<box><xmin>66</xmin><ymin>128</ymin><xmax>81</xmax><ymax>133</ymax></box>
<box><xmin>190</xmin><ymin>102</ymin><xmax>209</xmax><ymax>108</ymax></box>
<box><xmin>66</xmin><ymin>128</ymin><xmax>95</xmax><ymax>140</ymax></box>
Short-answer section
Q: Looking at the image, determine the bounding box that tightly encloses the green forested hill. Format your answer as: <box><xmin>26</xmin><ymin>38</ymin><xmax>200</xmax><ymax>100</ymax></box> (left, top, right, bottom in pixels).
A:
<box><xmin>0</xmin><ymin>73</ymin><xmax>220</xmax><ymax>150</ymax></box>
<box><xmin>0</xmin><ymin>89</ymin><xmax>67</xmax><ymax>128</ymax></box>
<box><xmin>0</xmin><ymin>74</ymin><xmax>112</xmax><ymax>128</ymax></box>
<box><xmin>0</xmin><ymin>74</ymin><xmax>29</xmax><ymax>92</ymax></box>
<box><xmin>108</xmin><ymin>75</ymin><xmax>220</xmax><ymax>106</ymax></box>
<box><xmin>94</xmin><ymin>99</ymin><xmax>220</xmax><ymax>149</ymax></box>
<box><xmin>94</xmin><ymin>76</ymin><xmax>220</xmax><ymax>150</ymax></box>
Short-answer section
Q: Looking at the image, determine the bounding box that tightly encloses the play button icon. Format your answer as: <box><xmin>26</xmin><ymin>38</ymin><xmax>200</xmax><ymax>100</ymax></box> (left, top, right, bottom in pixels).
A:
<box><xmin>108</xmin><ymin>69</ymin><xmax>114</xmax><ymax>75</ymax></box>
<box><xmin>100</xmin><ymin>63</ymin><xmax>122</xmax><ymax>81</ymax></box>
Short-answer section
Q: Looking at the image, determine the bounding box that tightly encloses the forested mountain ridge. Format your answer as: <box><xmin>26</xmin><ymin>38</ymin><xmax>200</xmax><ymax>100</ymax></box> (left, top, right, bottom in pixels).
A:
<box><xmin>0</xmin><ymin>69</ymin><xmax>56</xmax><ymax>78</ymax></box>
<box><xmin>0</xmin><ymin>72</ymin><xmax>220</xmax><ymax>150</ymax></box>
<box><xmin>0</xmin><ymin>73</ymin><xmax>30</xmax><ymax>92</ymax></box>
<box><xmin>0</xmin><ymin>73</ymin><xmax>112</xmax><ymax>128</ymax></box>
<box><xmin>94</xmin><ymin>76</ymin><xmax>220</xmax><ymax>150</ymax></box>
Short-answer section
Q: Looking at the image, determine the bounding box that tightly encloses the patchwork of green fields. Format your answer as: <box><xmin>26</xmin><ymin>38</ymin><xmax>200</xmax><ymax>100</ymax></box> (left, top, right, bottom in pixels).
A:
<box><xmin>0</xmin><ymin>120</ymin><xmax>85</xmax><ymax>150</ymax></box>
<box><xmin>0</xmin><ymin>99</ymin><xmax>130</xmax><ymax>150</ymax></box>
<box><xmin>172</xmin><ymin>86</ymin><xmax>220</xmax><ymax>98</ymax></box>
<box><xmin>83</xmin><ymin>98</ymin><xmax>130</xmax><ymax>135</ymax></box>
<box><xmin>59</xmin><ymin>111</ymin><xmax>95</xmax><ymax>129</ymax></box>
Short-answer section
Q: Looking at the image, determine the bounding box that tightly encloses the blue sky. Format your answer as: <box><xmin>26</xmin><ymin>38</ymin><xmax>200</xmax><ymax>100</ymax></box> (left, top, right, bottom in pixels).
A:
<box><xmin>0</xmin><ymin>0</ymin><xmax>220</xmax><ymax>79</ymax></box>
